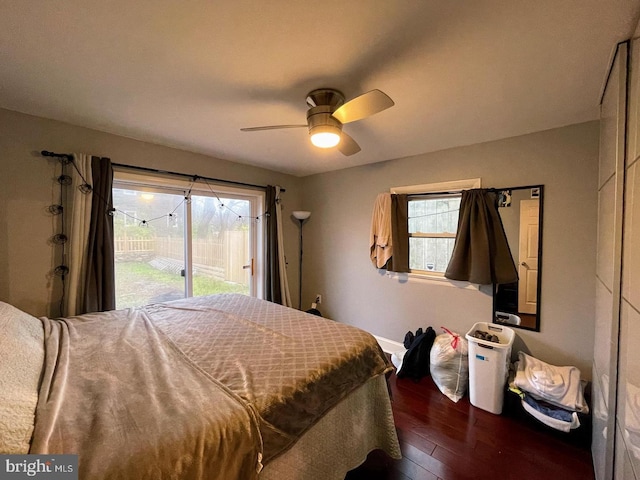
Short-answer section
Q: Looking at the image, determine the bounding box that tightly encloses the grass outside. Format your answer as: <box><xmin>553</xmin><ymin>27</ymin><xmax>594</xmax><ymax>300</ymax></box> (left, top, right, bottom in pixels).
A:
<box><xmin>115</xmin><ymin>261</ymin><xmax>248</xmax><ymax>309</ymax></box>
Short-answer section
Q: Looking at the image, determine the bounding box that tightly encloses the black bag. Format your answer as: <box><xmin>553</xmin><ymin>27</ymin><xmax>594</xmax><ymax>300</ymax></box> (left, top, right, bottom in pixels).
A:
<box><xmin>403</xmin><ymin>327</ymin><xmax>424</xmax><ymax>349</ymax></box>
<box><xmin>397</xmin><ymin>327</ymin><xmax>436</xmax><ymax>381</ymax></box>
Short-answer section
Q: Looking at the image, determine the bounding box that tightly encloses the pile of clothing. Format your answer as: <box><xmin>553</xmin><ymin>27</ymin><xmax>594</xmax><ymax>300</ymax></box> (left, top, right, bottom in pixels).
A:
<box><xmin>471</xmin><ymin>329</ymin><xmax>500</xmax><ymax>343</ymax></box>
<box><xmin>392</xmin><ymin>327</ymin><xmax>436</xmax><ymax>381</ymax></box>
<box><xmin>509</xmin><ymin>352</ymin><xmax>589</xmax><ymax>432</ymax></box>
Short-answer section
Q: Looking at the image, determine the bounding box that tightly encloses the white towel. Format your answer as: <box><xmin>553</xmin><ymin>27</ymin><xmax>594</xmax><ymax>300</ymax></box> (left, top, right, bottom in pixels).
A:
<box><xmin>625</xmin><ymin>382</ymin><xmax>640</xmax><ymax>461</ymax></box>
<box><xmin>370</xmin><ymin>193</ymin><xmax>393</xmax><ymax>268</ymax></box>
<box><xmin>513</xmin><ymin>351</ymin><xmax>589</xmax><ymax>414</ymax></box>
<box><xmin>390</xmin><ymin>349</ymin><xmax>406</xmax><ymax>372</ymax></box>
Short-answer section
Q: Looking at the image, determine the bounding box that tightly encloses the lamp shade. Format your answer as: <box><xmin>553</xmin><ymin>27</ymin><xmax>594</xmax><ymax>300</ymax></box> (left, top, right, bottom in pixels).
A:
<box><xmin>292</xmin><ymin>210</ymin><xmax>311</xmax><ymax>220</ymax></box>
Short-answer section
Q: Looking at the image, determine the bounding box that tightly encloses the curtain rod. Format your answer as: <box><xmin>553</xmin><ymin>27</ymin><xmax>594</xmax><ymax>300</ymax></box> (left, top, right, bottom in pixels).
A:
<box><xmin>407</xmin><ymin>190</ymin><xmax>465</xmax><ymax>197</ymax></box>
<box><xmin>41</xmin><ymin>151</ymin><xmax>284</xmax><ymax>192</ymax></box>
<box><xmin>41</xmin><ymin>150</ymin><xmax>73</xmax><ymax>161</ymax></box>
<box><xmin>406</xmin><ymin>189</ymin><xmax>487</xmax><ymax>197</ymax></box>
<box><xmin>406</xmin><ymin>186</ymin><xmax>542</xmax><ymax>197</ymax></box>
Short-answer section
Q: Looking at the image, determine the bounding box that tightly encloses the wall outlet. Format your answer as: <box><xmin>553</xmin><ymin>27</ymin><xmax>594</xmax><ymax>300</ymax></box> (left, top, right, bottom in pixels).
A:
<box><xmin>315</xmin><ymin>294</ymin><xmax>322</xmax><ymax>304</ymax></box>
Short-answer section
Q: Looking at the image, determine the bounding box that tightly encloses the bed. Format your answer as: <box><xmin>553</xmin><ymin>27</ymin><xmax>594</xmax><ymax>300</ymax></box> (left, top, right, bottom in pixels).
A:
<box><xmin>1</xmin><ymin>294</ymin><xmax>401</xmax><ymax>479</ymax></box>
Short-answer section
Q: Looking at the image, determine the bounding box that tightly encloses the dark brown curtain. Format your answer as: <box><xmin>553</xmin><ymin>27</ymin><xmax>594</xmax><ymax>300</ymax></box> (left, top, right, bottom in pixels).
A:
<box><xmin>265</xmin><ymin>185</ymin><xmax>282</xmax><ymax>304</ymax></box>
<box><xmin>83</xmin><ymin>156</ymin><xmax>115</xmax><ymax>313</ymax></box>
<box><xmin>388</xmin><ymin>194</ymin><xmax>409</xmax><ymax>272</ymax></box>
<box><xmin>444</xmin><ymin>189</ymin><xmax>517</xmax><ymax>285</ymax></box>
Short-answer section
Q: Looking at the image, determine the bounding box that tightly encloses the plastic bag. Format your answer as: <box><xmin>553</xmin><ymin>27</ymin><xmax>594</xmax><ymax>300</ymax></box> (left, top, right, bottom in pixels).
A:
<box><xmin>430</xmin><ymin>327</ymin><xmax>469</xmax><ymax>402</ymax></box>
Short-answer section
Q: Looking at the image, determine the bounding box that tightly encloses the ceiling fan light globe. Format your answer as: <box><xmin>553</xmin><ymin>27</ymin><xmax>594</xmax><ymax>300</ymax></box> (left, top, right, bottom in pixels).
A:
<box><xmin>310</xmin><ymin>131</ymin><xmax>341</xmax><ymax>148</ymax></box>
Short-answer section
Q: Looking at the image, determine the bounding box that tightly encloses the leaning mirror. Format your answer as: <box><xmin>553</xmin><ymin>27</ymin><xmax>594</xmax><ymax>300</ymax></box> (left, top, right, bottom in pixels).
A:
<box><xmin>493</xmin><ymin>185</ymin><xmax>543</xmax><ymax>331</ymax></box>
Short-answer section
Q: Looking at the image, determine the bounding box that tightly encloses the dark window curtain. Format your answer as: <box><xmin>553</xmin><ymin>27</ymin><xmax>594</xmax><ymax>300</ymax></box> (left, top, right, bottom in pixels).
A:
<box><xmin>264</xmin><ymin>186</ymin><xmax>282</xmax><ymax>304</ymax></box>
<box><xmin>83</xmin><ymin>156</ymin><xmax>115</xmax><ymax>313</ymax></box>
<box><xmin>388</xmin><ymin>194</ymin><xmax>409</xmax><ymax>272</ymax></box>
<box><xmin>444</xmin><ymin>189</ymin><xmax>517</xmax><ymax>285</ymax></box>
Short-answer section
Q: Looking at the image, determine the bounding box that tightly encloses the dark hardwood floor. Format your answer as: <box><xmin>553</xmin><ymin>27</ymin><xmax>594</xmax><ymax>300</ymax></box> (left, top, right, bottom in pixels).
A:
<box><xmin>346</xmin><ymin>372</ymin><xmax>594</xmax><ymax>480</ymax></box>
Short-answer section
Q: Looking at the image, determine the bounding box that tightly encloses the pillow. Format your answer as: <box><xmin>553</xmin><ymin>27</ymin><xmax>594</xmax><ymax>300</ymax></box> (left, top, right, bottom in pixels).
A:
<box><xmin>0</xmin><ymin>302</ymin><xmax>45</xmax><ymax>454</ymax></box>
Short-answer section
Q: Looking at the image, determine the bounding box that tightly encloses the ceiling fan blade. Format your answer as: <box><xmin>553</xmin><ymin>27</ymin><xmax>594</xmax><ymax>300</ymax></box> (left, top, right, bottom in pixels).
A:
<box><xmin>332</xmin><ymin>89</ymin><xmax>394</xmax><ymax>124</ymax></box>
<box><xmin>240</xmin><ymin>125</ymin><xmax>307</xmax><ymax>132</ymax></box>
<box><xmin>338</xmin><ymin>131</ymin><xmax>361</xmax><ymax>156</ymax></box>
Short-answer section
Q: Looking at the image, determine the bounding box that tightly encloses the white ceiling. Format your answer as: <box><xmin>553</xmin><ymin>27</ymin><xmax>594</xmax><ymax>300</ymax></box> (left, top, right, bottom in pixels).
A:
<box><xmin>1</xmin><ymin>1</ymin><xmax>638</xmax><ymax>177</ymax></box>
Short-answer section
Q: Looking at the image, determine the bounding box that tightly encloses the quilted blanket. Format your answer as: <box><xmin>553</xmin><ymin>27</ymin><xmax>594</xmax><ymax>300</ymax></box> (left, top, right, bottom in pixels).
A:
<box><xmin>30</xmin><ymin>294</ymin><xmax>392</xmax><ymax>479</ymax></box>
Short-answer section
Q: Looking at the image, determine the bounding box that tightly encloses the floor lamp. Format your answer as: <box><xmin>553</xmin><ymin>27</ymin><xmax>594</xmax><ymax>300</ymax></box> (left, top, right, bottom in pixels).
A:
<box><xmin>292</xmin><ymin>210</ymin><xmax>311</xmax><ymax>310</ymax></box>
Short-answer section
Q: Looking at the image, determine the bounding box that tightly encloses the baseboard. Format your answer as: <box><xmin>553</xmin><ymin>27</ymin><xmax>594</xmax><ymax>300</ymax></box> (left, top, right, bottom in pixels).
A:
<box><xmin>373</xmin><ymin>335</ymin><xmax>405</xmax><ymax>355</ymax></box>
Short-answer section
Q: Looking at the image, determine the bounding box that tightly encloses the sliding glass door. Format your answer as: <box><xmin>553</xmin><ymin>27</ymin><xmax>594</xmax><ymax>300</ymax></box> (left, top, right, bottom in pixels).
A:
<box><xmin>112</xmin><ymin>173</ymin><xmax>263</xmax><ymax>309</ymax></box>
<box><xmin>113</xmin><ymin>188</ymin><xmax>187</xmax><ymax>307</ymax></box>
<box><xmin>188</xmin><ymin>194</ymin><xmax>252</xmax><ymax>298</ymax></box>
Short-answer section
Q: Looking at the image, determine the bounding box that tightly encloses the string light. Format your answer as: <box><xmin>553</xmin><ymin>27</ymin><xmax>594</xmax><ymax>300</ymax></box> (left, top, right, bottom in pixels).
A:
<box><xmin>57</xmin><ymin>174</ymin><xmax>72</xmax><ymax>186</ymax></box>
<box><xmin>108</xmin><ymin>176</ymin><xmax>278</xmax><ymax>227</ymax></box>
<box><xmin>48</xmin><ymin>152</ymin><xmax>283</xmax><ymax>228</ymax></box>
<box><xmin>54</xmin><ymin>265</ymin><xmax>69</xmax><ymax>276</ymax></box>
<box><xmin>47</xmin><ymin>157</ymin><xmax>71</xmax><ymax>317</ymax></box>
<box><xmin>43</xmin><ymin>150</ymin><xmax>288</xmax><ymax>317</ymax></box>
<box><xmin>52</xmin><ymin>233</ymin><xmax>68</xmax><ymax>245</ymax></box>
<box><xmin>48</xmin><ymin>204</ymin><xmax>64</xmax><ymax>215</ymax></box>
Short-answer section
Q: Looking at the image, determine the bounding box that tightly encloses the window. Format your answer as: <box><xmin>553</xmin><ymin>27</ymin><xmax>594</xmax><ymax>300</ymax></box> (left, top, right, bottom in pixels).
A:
<box><xmin>391</xmin><ymin>178</ymin><xmax>481</xmax><ymax>277</ymax></box>
<box><xmin>112</xmin><ymin>171</ymin><xmax>264</xmax><ymax>309</ymax></box>
<box><xmin>408</xmin><ymin>195</ymin><xmax>461</xmax><ymax>273</ymax></box>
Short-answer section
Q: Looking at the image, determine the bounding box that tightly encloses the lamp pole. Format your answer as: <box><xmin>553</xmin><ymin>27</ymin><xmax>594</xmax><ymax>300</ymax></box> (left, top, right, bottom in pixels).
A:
<box><xmin>292</xmin><ymin>211</ymin><xmax>311</xmax><ymax>310</ymax></box>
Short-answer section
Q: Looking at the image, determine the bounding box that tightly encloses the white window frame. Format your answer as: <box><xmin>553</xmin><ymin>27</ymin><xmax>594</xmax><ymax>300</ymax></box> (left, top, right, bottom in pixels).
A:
<box><xmin>113</xmin><ymin>170</ymin><xmax>265</xmax><ymax>300</ymax></box>
<box><xmin>390</xmin><ymin>178</ymin><xmax>481</xmax><ymax>280</ymax></box>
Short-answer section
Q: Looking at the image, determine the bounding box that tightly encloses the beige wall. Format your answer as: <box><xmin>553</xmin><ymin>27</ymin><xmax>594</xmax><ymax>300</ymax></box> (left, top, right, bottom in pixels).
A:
<box><xmin>0</xmin><ymin>108</ymin><xmax>302</xmax><ymax>317</ymax></box>
<box><xmin>300</xmin><ymin>121</ymin><xmax>599</xmax><ymax>376</ymax></box>
<box><xmin>0</xmin><ymin>107</ymin><xmax>601</xmax><ymax>376</ymax></box>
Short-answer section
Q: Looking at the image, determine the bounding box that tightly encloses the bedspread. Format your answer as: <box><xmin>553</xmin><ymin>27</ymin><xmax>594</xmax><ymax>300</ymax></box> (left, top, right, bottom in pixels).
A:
<box><xmin>144</xmin><ymin>294</ymin><xmax>392</xmax><ymax>462</ymax></box>
<box><xmin>31</xmin><ymin>305</ymin><xmax>263</xmax><ymax>480</ymax></box>
<box><xmin>30</xmin><ymin>294</ymin><xmax>392</xmax><ymax>478</ymax></box>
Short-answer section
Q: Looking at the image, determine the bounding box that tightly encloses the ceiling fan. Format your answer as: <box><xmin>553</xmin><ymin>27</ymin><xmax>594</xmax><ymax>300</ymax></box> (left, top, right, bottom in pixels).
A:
<box><xmin>240</xmin><ymin>88</ymin><xmax>394</xmax><ymax>156</ymax></box>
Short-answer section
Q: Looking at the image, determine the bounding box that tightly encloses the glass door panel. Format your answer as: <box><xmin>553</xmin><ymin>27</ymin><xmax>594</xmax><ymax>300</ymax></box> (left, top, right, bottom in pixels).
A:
<box><xmin>190</xmin><ymin>194</ymin><xmax>251</xmax><ymax>297</ymax></box>
<box><xmin>113</xmin><ymin>188</ymin><xmax>186</xmax><ymax>308</ymax></box>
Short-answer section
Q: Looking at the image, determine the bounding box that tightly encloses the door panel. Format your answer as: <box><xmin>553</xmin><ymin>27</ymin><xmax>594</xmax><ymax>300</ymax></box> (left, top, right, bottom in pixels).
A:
<box><xmin>190</xmin><ymin>194</ymin><xmax>250</xmax><ymax>297</ymax></box>
<box><xmin>518</xmin><ymin>199</ymin><xmax>539</xmax><ymax>314</ymax></box>
<box><xmin>113</xmin><ymin>188</ymin><xmax>186</xmax><ymax>308</ymax></box>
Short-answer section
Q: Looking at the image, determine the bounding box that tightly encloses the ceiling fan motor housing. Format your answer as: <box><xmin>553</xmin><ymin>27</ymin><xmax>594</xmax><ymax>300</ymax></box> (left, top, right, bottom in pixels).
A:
<box><xmin>307</xmin><ymin>105</ymin><xmax>343</xmax><ymax>138</ymax></box>
<box><xmin>305</xmin><ymin>88</ymin><xmax>345</xmax><ymax>109</ymax></box>
<box><xmin>306</xmin><ymin>89</ymin><xmax>346</xmax><ymax>140</ymax></box>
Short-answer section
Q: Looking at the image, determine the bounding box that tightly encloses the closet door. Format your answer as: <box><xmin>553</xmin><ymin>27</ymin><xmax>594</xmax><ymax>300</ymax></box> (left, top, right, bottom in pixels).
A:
<box><xmin>593</xmin><ymin>41</ymin><xmax>627</xmax><ymax>480</ymax></box>
<box><xmin>617</xmin><ymin>37</ymin><xmax>640</xmax><ymax>480</ymax></box>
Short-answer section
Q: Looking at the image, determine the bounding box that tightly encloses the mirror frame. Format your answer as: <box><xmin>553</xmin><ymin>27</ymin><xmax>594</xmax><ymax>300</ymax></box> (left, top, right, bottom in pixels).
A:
<box><xmin>492</xmin><ymin>184</ymin><xmax>544</xmax><ymax>332</ymax></box>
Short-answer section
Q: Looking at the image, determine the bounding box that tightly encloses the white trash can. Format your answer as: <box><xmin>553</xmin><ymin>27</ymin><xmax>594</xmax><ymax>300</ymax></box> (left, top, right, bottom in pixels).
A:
<box><xmin>465</xmin><ymin>322</ymin><xmax>515</xmax><ymax>414</ymax></box>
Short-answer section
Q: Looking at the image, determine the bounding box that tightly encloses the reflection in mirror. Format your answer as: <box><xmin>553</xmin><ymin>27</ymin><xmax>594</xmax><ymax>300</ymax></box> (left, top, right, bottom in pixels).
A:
<box><xmin>493</xmin><ymin>185</ymin><xmax>543</xmax><ymax>331</ymax></box>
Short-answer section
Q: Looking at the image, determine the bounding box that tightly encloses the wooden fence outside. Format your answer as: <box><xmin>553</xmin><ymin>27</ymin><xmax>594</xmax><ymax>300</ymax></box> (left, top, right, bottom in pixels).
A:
<box><xmin>114</xmin><ymin>232</ymin><xmax>249</xmax><ymax>284</ymax></box>
<box><xmin>114</xmin><ymin>235</ymin><xmax>155</xmax><ymax>254</ymax></box>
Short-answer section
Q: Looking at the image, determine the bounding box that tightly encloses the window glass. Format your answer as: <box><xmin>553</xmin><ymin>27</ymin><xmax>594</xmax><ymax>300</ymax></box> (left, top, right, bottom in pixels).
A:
<box><xmin>113</xmin><ymin>189</ymin><xmax>186</xmax><ymax>308</ymax></box>
<box><xmin>190</xmin><ymin>194</ymin><xmax>251</xmax><ymax>297</ymax></box>
<box><xmin>408</xmin><ymin>196</ymin><xmax>461</xmax><ymax>273</ymax></box>
<box><xmin>112</xmin><ymin>174</ymin><xmax>263</xmax><ymax>309</ymax></box>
